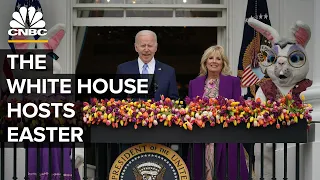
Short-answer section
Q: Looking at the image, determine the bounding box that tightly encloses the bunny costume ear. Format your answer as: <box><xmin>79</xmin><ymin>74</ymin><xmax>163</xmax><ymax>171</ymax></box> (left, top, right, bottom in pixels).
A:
<box><xmin>290</xmin><ymin>20</ymin><xmax>311</xmax><ymax>48</ymax></box>
<box><xmin>11</xmin><ymin>24</ymin><xmax>65</xmax><ymax>74</ymax></box>
<box><xmin>37</xmin><ymin>23</ymin><xmax>66</xmax><ymax>50</ymax></box>
<box><xmin>37</xmin><ymin>24</ymin><xmax>65</xmax><ymax>74</ymax></box>
<box><xmin>247</xmin><ymin>17</ymin><xmax>281</xmax><ymax>44</ymax></box>
<box><xmin>10</xmin><ymin>34</ymin><xmax>36</xmax><ymax>53</ymax></box>
<box><xmin>10</xmin><ymin>23</ymin><xmax>66</xmax><ymax>51</ymax></box>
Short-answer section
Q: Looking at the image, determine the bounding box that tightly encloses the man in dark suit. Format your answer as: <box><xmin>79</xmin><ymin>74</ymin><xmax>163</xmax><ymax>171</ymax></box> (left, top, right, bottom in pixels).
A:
<box><xmin>116</xmin><ymin>30</ymin><xmax>179</xmax><ymax>101</ymax></box>
<box><xmin>107</xmin><ymin>30</ymin><xmax>184</xmax><ymax>165</ymax></box>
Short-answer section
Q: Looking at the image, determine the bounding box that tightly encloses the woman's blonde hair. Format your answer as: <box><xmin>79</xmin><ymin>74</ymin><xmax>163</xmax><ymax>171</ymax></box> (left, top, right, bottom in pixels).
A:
<box><xmin>199</xmin><ymin>45</ymin><xmax>232</xmax><ymax>77</ymax></box>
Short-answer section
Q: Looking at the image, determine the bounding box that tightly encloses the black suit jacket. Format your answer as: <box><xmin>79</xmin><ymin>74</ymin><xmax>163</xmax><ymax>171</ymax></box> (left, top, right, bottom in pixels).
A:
<box><xmin>116</xmin><ymin>59</ymin><xmax>179</xmax><ymax>101</ymax></box>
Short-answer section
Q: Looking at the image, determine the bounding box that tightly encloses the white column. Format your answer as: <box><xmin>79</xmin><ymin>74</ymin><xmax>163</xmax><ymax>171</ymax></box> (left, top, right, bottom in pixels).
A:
<box><xmin>304</xmin><ymin>0</ymin><xmax>320</xmax><ymax>122</ymax></box>
<box><xmin>303</xmin><ymin>0</ymin><xmax>320</xmax><ymax>180</ymax></box>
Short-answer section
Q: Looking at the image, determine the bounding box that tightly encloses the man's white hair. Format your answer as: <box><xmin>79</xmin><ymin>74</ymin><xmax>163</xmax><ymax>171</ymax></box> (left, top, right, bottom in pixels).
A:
<box><xmin>135</xmin><ymin>30</ymin><xmax>158</xmax><ymax>44</ymax></box>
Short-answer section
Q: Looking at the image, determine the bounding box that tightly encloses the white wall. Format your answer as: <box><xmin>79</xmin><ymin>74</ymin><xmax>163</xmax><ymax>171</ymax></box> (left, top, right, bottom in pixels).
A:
<box><xmin>0</xmin><ymin>0</ymin><xmax>16</xmax><ymax>49</ymax></box>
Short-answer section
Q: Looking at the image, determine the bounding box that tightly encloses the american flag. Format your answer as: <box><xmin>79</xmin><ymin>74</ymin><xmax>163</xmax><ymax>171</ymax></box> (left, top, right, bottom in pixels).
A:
<box><xmin>1</xmin><ymin>0</ymin><xmax>43</xmax><ymax>99</ymax></box>
<box><xmin>237</xmin><ymin>0</ymin><xmax>271</xmax><ymax>99</ymax></box>
<box><xmin>241</xmin><ymin>42</ymin><xmax>265</xmax><ymax>87</ymax></box>
<box><xmin>241</xmin><ymin>64</ymin><xmax>266</xmax><ymax>87</ymax></box>
<box><xmin>242</xmin><ymin>65</ymin><xmax>260</xmax><ymax>87</ymax></box>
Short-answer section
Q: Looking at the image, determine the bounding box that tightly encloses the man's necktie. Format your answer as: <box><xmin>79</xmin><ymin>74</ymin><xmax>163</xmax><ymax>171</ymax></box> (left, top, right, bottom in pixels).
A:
<box><xmin>142</xmin><ymin>64</ymin><xmax>148</xmax><ymax>75</ymax></box>
<box><xmin>142</xmin><ymin>64</ymin><xmax>152</xmax><ymax>90</ymax></box>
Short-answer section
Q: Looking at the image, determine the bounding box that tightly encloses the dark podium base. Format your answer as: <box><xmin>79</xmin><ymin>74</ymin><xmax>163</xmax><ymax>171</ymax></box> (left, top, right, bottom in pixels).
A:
<box><xmin>90</xmin><ymin>120</ymin><xmax>310</xmax><ymax>143</ymax></box>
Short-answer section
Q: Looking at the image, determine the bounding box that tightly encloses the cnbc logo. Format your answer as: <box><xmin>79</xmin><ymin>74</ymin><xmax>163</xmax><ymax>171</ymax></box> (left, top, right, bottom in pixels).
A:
<box><xmin>8</xmin><ymin>6</ymin><xmax>47</xmax><ymax>38</ymax></box>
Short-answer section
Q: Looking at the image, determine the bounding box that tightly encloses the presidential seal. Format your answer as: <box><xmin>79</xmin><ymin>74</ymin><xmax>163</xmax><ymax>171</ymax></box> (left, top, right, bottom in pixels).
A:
<box><xmin>109</xmin><ymin>143</ymin><xmax>190</xmax><ymax>180</ymax></box>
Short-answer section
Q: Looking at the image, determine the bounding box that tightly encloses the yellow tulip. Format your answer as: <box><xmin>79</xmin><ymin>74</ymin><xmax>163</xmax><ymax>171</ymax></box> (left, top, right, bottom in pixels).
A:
<box><xmin>183</xmin><ymin>123</ymin><xmax>187</xmax><ymax>130</ymax></box>
<box><xmin>250</xmin><ymin>117</ymin><xmax>254</xmax><ymax>122</ymax></box>
<box><xmin>83</xmin><ymin>106</ymin><xmax>89</xmax><ymax>111</ymax></box>
<box><xmin>300</xmin><ymin>114</ymin><xmax>304</xmax><ymax>119</ymax></box>
<box><xmin>233</xmin><ymin>120</ymin><xmax>237</xmax><ymax>126</ymax></box>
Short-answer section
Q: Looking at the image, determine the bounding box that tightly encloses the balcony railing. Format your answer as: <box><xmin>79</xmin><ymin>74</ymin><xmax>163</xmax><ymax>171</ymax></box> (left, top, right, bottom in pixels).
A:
<box><xmin>0</xmin><ymin>120</ymin><xmax>313</xmax><ymax>180</ymax></box>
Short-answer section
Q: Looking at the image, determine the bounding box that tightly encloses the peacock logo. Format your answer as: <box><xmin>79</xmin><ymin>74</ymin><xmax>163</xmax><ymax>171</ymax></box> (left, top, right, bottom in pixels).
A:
<box><xmin>8</xmin><ymin>6</ymin><xmax>47</xmax><ymax>37</ymax></box>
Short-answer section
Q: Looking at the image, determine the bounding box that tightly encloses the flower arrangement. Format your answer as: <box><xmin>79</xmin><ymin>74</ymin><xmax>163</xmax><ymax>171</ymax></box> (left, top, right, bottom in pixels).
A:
<box><xmin>0</xmin><ymin>93</ymin><xmax>313</xmax><ymax>131</ymax></box>
<box><xmin>81</xmin><ymin>94</ymin><xmax>313</xmax><ymax>130</ymax></box>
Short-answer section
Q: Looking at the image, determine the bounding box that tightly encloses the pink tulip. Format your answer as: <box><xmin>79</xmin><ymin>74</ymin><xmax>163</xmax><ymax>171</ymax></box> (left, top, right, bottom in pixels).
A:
<box><xmin>106</xmin><ymin>120</ymin><xmax>111</xmax><ymax>126</ymax></box>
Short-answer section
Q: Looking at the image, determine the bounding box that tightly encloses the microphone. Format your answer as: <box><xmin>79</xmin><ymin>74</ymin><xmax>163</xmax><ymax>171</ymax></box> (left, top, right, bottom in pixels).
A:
<box><xmin>153</xmin><ymin>80</ymin><xmax>158</xmax><ymax>93</ymax></box>
<box><xmin>152</xmin><ymin>73</ymin><xmax>158</xmax><ymax>94</ymax></box>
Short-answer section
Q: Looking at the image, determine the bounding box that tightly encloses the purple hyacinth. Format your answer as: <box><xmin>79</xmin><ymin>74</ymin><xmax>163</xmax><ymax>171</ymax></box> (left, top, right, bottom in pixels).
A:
<box><xmin>185</xmin><ymin>96</ymin><xmax>191</xmax><ymax>105</ymax></box>
<box><xmin>202</xmin><ymin>97</ymin><xmax>209</xmax><ymax>104</ymax></box>
<box><xmin>239</xmin><ymin>96</ymin><xmax>246</xmax><ymax>106</ymax></box>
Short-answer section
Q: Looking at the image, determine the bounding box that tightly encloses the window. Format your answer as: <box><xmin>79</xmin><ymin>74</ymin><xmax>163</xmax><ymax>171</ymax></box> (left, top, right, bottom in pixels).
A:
<box><xmin>71</xmin><ymin>0</ymin><xmax>228</xmax><ymax>78</ymax></box>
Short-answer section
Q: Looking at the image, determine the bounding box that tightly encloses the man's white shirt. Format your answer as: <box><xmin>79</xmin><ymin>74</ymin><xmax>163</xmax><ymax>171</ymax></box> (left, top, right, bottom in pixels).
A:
<box><xmin>138</xmin><ymin>57</ymin><xmax>155</xmax><ymax>74</ymax></box>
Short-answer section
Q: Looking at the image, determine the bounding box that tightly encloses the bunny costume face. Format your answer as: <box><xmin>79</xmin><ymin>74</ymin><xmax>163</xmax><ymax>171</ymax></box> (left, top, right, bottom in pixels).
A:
<box><xmin>247</xmin><ymin>17</ymin><xmax>312</xmax><ymax>102</ymax></box>
<box><xmin>262</xmin><ymin>42</ymin><xmax>308</xmax><ymax>87</ymax></box>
